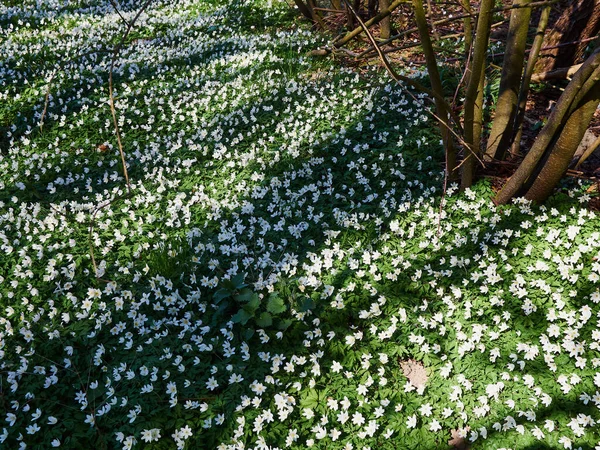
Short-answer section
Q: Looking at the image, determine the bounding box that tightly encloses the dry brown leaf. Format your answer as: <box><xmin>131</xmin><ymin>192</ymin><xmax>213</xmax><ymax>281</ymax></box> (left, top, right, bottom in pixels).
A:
<box><xmin>399</xmin><ymin>359</ymin><xmax>428</xmax><ymax>388</ymax></box>
<box><xmin>448</xmin><ymin>428</ymin><xmax>470</xmax><ymax>449</ymax></box>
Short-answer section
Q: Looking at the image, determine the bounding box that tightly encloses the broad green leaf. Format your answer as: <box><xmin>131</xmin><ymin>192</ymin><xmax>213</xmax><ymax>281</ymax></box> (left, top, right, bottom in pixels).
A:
<box><xmin>232</xmin><ymin>309</ymin><xmax>252</xmax><ymax>325</ymax></box>
<box><xmin>244</xmin><ymin>296</ymin><xmax>260</xmax><ymax>313</ymax></box>
<box><xmin>213</xmin><ymin>288</ymin><xmax>230</xmax><ymax>303</ymax></box>
<box><xmin>277</xmin><ymin>319</ymin><xmax>292</xmax><ymax>331</ymax></box>
<box><xmin>232</xmin><ymin>272</ymin><xmax>246</xmax><ymax>289</ymax></box>
<box><xmin>234</xmin><ymin>288</ymin><xmax>254</xmax><ymax>303</ymax></box>
<box><xmin>222</xmin><ymin>279</ymin><xmax>236</xmax><ymax>292</ymax></box>
<box><xmin>255</xmin><ymin>312</ymin><xmax>273</xmax><ymax>328</ymax></box>
<box><xmin>267</xmin><ymin>295</ymin><xmax>287</xmax><ymax>314</ymax></box>
<box><xmin>300</xmin><ymin>389</ymin><xmax>319</xmax><ymax>409</ymax></box>
<box><xmin>299</xmin><ymin>297</ymin><xmax>315</xmax><ymax>312</ymax></box>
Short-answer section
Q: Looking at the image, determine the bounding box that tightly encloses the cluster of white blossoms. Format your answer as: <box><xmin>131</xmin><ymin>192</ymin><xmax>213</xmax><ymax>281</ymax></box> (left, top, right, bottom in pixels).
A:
<box><xmin>2</xmin><ymin>0</ymin><xmax>600</xmax><ymax>449</ymax></box>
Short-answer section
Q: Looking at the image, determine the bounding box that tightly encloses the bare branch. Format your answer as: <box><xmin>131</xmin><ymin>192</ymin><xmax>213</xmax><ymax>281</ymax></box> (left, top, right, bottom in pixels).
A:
<box><xmin>108</xmin><ymin>0</ymin><xmax>155</xmax><ymax>195</ymax></box>
<box><xmin>108</xmin><ymin>0</ymin><xmax>132</xmax><ymax>27</ymax></box>
<box><xmin>342</xmin><ymin>0</ymin><xmax>484</xmax><ymax>167</ymax></box>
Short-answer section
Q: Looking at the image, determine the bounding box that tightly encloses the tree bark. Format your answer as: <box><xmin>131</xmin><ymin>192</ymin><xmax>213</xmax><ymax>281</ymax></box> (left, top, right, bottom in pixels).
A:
<box><xmin>495</xmin><ymin>49</ymin><xmax>600</xmax><ymax>204</ymax></box>
<box><xmin>461</xmin><ymin>0</ymin><xmax>494</xmax><ymax>189</ymax></box>
<box><xmin>523</xmin><ymin>81</ymin><xmax>600</xmax><ymax>202</ymax></box>
<box><xmin>293</xmin><ymin>0</ymin><xmax>314</xmax><ymax>21</ymax></box>
<box><xmin>461</xmin><ymin>0</ymin><xmax>473</xmax><ymax>57</ymax></box>
<box><xmin>531</xmin><ymin>63</ymin><xmax>583</xmax><ymax>82</ymax></box>
<box><xmin>485</xmin><ymin>0</ymin><xmax>532</xmax><ymax>161</ymax></box>
<box><xmin>380</xmin><ymin>0</ymin><xmax>391</xmax><ymax>39</ymax></box>
<box><xmin>307</xmin><ymin>0</ymin><xmax>326</xmax><ymax>29</ymax></box>
<box><xmin>510</xmin><ymin>6</ymin><xmax>551</xmax><ymax>156</ymax></box>
<box><xmin>535</xmin><ymin>0</ymin><xmax>600</xmax><ymax>72</ymax></box>
<box><xmin>335</xmin><ymin>0</ymin><xmax>405</xmax><ymax>47</ymax></box>
<box><xmin>412</xmin><ymin>0</ymin><xmax>457</xmax><ymax>176</ymax></box>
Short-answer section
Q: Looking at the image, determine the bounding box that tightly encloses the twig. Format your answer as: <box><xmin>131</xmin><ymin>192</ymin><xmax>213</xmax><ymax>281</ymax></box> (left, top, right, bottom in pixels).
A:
<box><xmin>39</xmin><ymin>70</ymin><xmax>56</xmax><ymax>132</ymax></box>
<box><xmin>452</xmin><ymin>44</ymin><xmax>471</xmax><ymax>110</ymax></box>
<box><xmin>108</xmin><ymin>0</ymin><xmax>154</xmax><ymax>195</ymax></box>
<box><xmin>342</xmin><ymin>0</ymin><xmax>484</xmax><ymax>167</ymax></box>
<box><xmin>357</xmin><ymin>0</ymin><xmax>560</xmax><ymax>58</ymax></box>
<box><xmin>313</xmin><ymin>7</ymin><xmax>346</xmax><ymax>12</ymax></box>
<box><xmin>489</xmin><ymin>36</ymin><xmax>600</xmax><ymax>61</ymax></box>
<box><xmin>108</xmin><ymin>0</ymin><xmax>132</xmax><ymax>27</ymax></box>
<box><xmin>531</xmin><ymin>63</ymin><xmax>583</xmax><ymax>83</ymax></box>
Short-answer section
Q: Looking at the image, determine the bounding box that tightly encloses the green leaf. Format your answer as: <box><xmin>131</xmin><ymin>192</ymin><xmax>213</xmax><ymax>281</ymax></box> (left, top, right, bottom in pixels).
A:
<box><xmin>213</xmin><ymin>288</ymin><xmax>231</xmax><ymax>304</ymax></box>
<box><xmin>242</xmin><ymin>328</ymin><xmax>255</xmax><ymax>340</ymax></box>
<box><xmin>222</xmin><ymin>279</ymin><xmax>236</xmax><ymax>292</ymax></box>
<box><xmin>255</xmin><ymin>312</ymin><xmax>273</xmax><ymax>328</ymax></box>
<box><xmin>277</xmin><ymin>319</ymin><xmax>292</xmax><ymax>331</ymax></box>
<box><xmin>267</xmin><ymin>294</ymin><xmax>287</xmax><ymax>314</ymax></box>
<box><xmin>232</xmin><ymin>272</ymin><xmax>247</xmax><ymax>289</ymax></box>
<box><xmin>234</xmin><ymin>288</ymin><xmax>254</xmax><ymax>303</ymax></box>
<box><xmin>244</xmin><ymin>296</ymin><xmax>260</xmax><ymax>313</ymax></box>
<box><xmin>232</xmin><ymin>309</ymin><xmax>253</xmax><ymax>325</ymax></box>
<box><xmin>299</xmin><ymin>297</ymin><xmax>315</xmax><ymax>312</ymax></box>
<box><xmin>301</xmin><ymin>389</ymin><xmax>320</xmax><ymax>409</ymax></box>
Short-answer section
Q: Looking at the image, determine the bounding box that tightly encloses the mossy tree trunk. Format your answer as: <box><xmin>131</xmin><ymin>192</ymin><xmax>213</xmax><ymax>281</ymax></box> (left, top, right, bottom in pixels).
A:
<box><xmin>461</xmin><ymin>0</ymin><xmax>473</xmax><ymax>57</ymax></box>
<box><xmin>523</xmin><ymin>81</ymin><xmax>600</xmax><ymax>202</ymax></box>
<box><xmin>484</xmin><ymin>0</ymin><xmax>532</xmax><ymax>161</ymax></box>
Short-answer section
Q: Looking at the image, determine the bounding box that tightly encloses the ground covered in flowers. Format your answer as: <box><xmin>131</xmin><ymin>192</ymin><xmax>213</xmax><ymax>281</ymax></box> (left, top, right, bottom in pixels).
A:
<box><xmin>2</xmin><ymin>0</ymin><xmax>600</xmax><ymax>449</ymax></box>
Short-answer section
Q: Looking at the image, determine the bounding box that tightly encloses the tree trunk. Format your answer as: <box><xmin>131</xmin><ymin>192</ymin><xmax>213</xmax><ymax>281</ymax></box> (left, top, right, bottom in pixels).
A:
<box><xmin>524</xmin><ymin>81</ymin><xmax>600</xmax><ymax>202</ymax></box>
<box><xmin>461</xmin><ymin>0</ymin><xmax>494</xmax><ymax>189</ymax></box>
<box><xmin>412</xmin><ymin>0</ymin><xmax>457</xmax><ymax>176</ymax></box>
<box><xmin>535</xmin><ymin>0</ymin><xmax>600</xmax><ymax>73</ymax></box>
<box><xmin>461</xmin><ymin>0</ymin><xmax>473</xmax><ymax>57</ymax></box>
<box><xmin>495</xmin><ymin>49</ymin><xmax>600</xmax><ymax>204</ymax></box>
<box><xmin>369</xmin><ymin>0</ymin><xmax>379</xmax><ymax>20</ymax></box>
<box><xmin>335</xmin><ymin>0</ymin><xmax>405</xmax><ymax>47</ymax></box>
<box><xmin>510</xmin><ymin>6</ymin><xmax>551</xmax><ymax>156</ymax></box>
<box><xmin>380</xmin><ymin>0</ymin><xmax>391</xmax><ymax>39</ymax></box>
<box><xmin>307</xmin><ymin>0</ymin><xmax>326</xmax><ymax>29</ymax></box>
<box><xmin>485</xmin><ymin>0</ymin><xmax>532</xmax><ymax>161</ymax></box>
<box><xmin>293</xmin><ymin>0</ymin><xmax>314</xmax><ymax>21</ymax></box>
